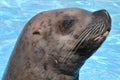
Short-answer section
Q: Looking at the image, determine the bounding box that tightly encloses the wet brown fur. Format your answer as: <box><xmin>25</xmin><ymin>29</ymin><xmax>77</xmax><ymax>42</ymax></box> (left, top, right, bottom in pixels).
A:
<box><xmin>3</xmin><ymin>8</ymin><xmax>111</xmax><ymax>80</ymax></box>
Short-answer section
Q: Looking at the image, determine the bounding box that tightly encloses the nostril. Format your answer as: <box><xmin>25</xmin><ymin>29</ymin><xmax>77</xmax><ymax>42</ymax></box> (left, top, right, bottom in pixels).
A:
<box><xmin>107</xmin><ymin>28</ymin><xmax>111</xmax><ymax>32</ymax></box>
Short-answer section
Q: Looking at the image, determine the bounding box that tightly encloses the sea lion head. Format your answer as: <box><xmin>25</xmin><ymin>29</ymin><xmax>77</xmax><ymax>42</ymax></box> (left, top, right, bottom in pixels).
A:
<box><xmin>3</xmin><ymin>8</ymin><xmax>111</xmax><ymax>80</ymax></box>
<box><xmin>31</xmin><ymin>8</ymin><xmax>111</xmax><ymax>77</ymax></box>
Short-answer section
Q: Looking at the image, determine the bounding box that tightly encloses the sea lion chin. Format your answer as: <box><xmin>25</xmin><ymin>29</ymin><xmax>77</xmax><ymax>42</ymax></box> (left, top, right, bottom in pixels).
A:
<box><xmin>2</xmin><ymin>8</ymin><xmax>111</xmax><ymax>80</ymax></box>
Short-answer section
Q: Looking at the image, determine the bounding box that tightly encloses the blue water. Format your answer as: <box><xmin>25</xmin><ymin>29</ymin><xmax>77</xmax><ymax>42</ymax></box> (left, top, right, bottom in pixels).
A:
<box><xmin>0</xmin><ymin>0</ymin><xmax>120</xmax><ymax>80</ymax></box>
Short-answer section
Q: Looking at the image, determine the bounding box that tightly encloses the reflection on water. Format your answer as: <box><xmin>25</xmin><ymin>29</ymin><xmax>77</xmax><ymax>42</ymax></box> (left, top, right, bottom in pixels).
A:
<box><xmin>0</xmin><ymin>0</ymin><xmax>120</xmax><ymax>80</ymax></box>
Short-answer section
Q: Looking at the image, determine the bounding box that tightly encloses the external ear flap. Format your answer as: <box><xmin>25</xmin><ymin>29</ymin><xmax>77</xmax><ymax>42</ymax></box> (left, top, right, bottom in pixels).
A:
<box><xmin>33</xmin><ymin>31</ymin><xmax>40</xmax><ymax>35</ymax></box>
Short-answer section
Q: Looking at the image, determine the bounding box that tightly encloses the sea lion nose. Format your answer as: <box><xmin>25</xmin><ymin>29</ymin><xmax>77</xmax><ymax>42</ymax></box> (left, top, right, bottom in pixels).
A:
<box><xmin>100</xmin><ymin>9</ymin><xmax>111</xmax><ymax>22</ymax></box>
<box><xmin>101</xmin><ymin>10</ymin><xmax>111</xmax><ymax>31</ymax></box>
<box><xmin>93</xmin><ymin>9</ymin><xmax>111</xmax><ymax>22</ymax></box>
<box><xmin>93</xmin><ymin>9</ymin><xmax>111</xmax><ymax>31</ymax></box>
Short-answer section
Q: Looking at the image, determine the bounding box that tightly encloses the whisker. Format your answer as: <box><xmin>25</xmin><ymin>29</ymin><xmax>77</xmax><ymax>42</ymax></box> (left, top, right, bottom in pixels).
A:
<box><xmin>64</xmin><ymin>22</ymin><xmax>104</xmax><ymax>63</ymax></box>
<box><xmin>67</xmin><ymin>27</ymin><xmax>95</xmax><ymax>62</ymax></box>
<box><xmin>62</xmin><ymin>25</ymin><xmax>94</xmax><ymax>63</ymax></box>
<box><xmin>101</xmin><ymin>24</ymin><xmax>105</xmax><ymax>33</ymax></box>
<box><xmin>88</xmin><ymin>24</ymin><xmax>100</xmax><ymax>39</ymax></box>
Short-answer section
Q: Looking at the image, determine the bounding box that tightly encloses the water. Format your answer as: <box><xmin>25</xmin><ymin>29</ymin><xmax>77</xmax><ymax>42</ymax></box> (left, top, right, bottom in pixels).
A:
<box><xmin>0</xmin><ymin>0</ymin><xmax>120</xmax><ymax>80</ymax></box>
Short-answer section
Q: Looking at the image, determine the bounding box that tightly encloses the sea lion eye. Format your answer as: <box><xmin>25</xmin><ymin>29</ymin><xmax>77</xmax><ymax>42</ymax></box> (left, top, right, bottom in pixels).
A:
<box><xmin>58</xmin><ymin>16</ymin><xmax>76</xmax><ymax>34</ymax></box>
<box><xmin>62</xmin><ymin>15</ymin><xmax>76</xmax><ymax>28</ymax></box>
<box><xmin>62</xmin><ymin>19</ymin><xmax>75</xmax><ymax>28</ymax></box>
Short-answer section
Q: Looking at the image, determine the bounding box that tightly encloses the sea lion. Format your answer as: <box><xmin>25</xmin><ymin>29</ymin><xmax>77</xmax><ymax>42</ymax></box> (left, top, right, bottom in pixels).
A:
<box><xmin>2</xmin><ymin>8</ymin><xmax>111</xmax><ymax>80</ymax></box>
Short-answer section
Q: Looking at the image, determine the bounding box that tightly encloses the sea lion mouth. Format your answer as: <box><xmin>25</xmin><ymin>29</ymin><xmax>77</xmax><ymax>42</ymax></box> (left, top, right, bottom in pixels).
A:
<box><xmin>94</xmin><ymin>31</ymin><xmax>109</xmax><ymax>41</ymax></box>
